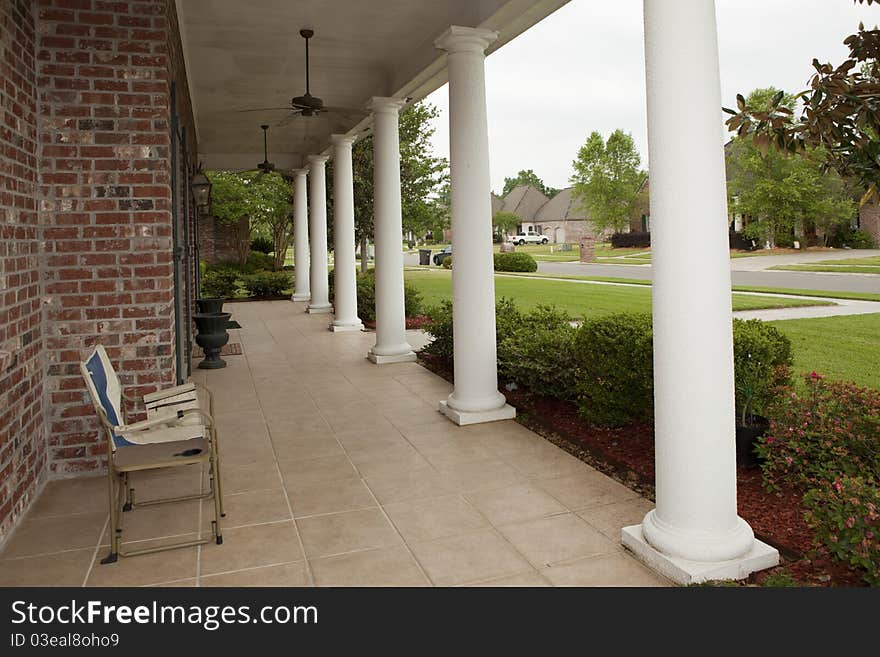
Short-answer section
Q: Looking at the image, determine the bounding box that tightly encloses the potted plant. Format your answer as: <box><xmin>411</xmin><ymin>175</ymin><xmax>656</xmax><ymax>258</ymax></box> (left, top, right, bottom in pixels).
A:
<box><xmin>732</xmin><ymin>320</ymin><xmax>793</xmax><ymax>468</ymax></box>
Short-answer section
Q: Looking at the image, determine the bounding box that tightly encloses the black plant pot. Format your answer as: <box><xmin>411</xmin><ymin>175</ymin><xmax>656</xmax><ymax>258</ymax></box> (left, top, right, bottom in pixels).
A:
<box><xmin>196</xmin><ymin>297</ymin><xmax>225</xmax><ymax>314</ymax></box>
<box><xmin>735</xmin><ymin>415</ymin><xmax>769</xmax><ymax>469</ymax></box>
<box><xmin>193</xmin><ymin>312</ymin><xmax>231</xmax><ymax>369</ymax></box>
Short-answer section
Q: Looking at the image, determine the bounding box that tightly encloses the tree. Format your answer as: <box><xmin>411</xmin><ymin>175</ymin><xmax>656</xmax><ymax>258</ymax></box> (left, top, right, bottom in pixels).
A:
<box><xmin>492</xmin><ymin>211</ymin><xmax>520</xmax><ymax>240</ymax></box>
<box><xmin>207</xmin><ymin>170</ymin><xmax>292</xmax><ymax>268</ymax></box>
<box><xmin>725</xmin><ymin>2</ymin><xmax>880</xmax><ymax>200</ymax></box>
<box><xmin>570</xmin><ymin>130</ymin><xmax>645</xmax><ymax>233</ymax></box>
<box><xmin>501</xmin><ymin>169</ymin><xmax>558</xmax><ymax>198</ymax></box>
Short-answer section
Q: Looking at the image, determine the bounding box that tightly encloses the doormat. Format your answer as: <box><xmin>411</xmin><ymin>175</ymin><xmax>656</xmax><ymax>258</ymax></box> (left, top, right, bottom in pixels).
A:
<box><xmin>193</xmin><ymin>343</ymin><xmax>242</xmax><ymax>357</ymax></box>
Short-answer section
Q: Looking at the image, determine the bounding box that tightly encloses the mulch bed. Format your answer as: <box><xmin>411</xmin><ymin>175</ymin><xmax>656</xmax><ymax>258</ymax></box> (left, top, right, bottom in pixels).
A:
<box><xmin>362</xmin><ymin>315</ymin><xmax>433</xmax><ymax>331</ymax></box>
<box><xmin>418</xmin><ymin>352</ymin><xmax>867</xmax><ymax>586</ymax></box>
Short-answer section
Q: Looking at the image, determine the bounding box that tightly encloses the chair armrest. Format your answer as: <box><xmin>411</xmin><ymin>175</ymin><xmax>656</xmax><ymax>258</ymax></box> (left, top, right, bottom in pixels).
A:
<box><xmin>117</xmin><ymin>408</ymin><xmax>213</xmax><ymax>434</ymax></box>
<box><xmin>143</xmin><ymin>382</ymin><xmax>196</xmax><ymax>404</ymax></box>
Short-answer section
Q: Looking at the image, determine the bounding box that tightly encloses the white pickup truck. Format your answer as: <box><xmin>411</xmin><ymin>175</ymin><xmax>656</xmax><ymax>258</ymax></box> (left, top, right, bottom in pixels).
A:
<box><xmin>508</xmin><ymin>231</ymin><xmax>548</xmax><ymax>245</ymax></box>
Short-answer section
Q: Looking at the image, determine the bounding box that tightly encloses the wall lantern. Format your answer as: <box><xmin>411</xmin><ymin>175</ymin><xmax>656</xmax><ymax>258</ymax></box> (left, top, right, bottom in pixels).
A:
<box><xmin>191</xmin><ymin>168</ymin><xmax>212</xmax><ymax>212</ymax></box>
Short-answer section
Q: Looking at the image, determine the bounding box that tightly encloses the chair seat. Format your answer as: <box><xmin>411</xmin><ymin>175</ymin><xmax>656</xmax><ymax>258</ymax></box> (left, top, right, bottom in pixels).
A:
<box><xmin>113</xmin><ymin>438</ymin><xmax>211</xmax><ymax>472</ymax></box>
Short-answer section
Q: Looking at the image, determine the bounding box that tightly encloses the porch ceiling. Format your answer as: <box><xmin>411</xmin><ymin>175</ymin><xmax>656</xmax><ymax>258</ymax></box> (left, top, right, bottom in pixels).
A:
<box><xmin>177</xmin><ymin>0</ymin><xmax>569</xmax><ymax>171</ymax></box>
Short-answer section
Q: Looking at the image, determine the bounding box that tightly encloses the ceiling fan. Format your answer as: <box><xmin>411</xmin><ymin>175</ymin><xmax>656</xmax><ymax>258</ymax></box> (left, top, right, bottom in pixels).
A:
<box><xmin>237</xmin><ymin>29</ymin><xmax>368</xmax><ymax>127</ymax></box>
<box><xmin>256</xmin><ymin>124</ymin><xmax>274</xmax><ymax>173</ymax></box>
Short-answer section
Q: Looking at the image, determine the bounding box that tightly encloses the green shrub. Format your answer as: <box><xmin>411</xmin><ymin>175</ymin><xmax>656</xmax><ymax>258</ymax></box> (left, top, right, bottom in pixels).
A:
<box><xmin>732</xmin><ymin>319</ymin><xmax>792</xmax><ymax>425</ymax></box>
<box><xmin>250</xmin><ymin>235</ymin><xmax>273</xmax><ymax>254</ymax></box>
<box><xmin>757</xmin><ymin>374</ymin><xmax>880</xmax><ymax>491</ymax></box>
<box><xmin>829</xmin><ymin>227</ymin><xmax>875</xmax><ymax>249</ymax></box>
<box><xmin>442</xmin><ymin>256</ymin><xmax>452</xmax><ymax>269</ymax></box>
<box><xmin>423</xmin><ymin>297</ymin><xmax>522</xmax><ymax>369</ymax></box>
<box><xmin>241</xmin><ymin>271</ymin><xmax>292</xmax><ymax>297</ymax></box>
<box><xmin>201</xmin><ymin>267</ymin><xmax>240</xmax><ymax>298</ymax></box>
<box><xmin>803</xmin><ymin>476</ymin><xmax>880</xmax><ymax>586</ymax></box>
<box><xmin>245</xmin><ymin>251</ymin><xmax>275</xmax><ymax>272</ymax></box>
<box><xmin>574</xmin><ymin>313</ymin><xmax>654</xmax><ymax>427</ymax></box>
<box><xmin>493</xmin><ymin>252</ymin><xmax>537</xmax><ymax>272</ymax></box>
<box><xmin>498</xmin><ymin>305</ymin><xmax>578</xmax><ymax>399</ymax></box>
<box><xmin>353</xmin><ymin>270</ymin><xmax>422</xmax><ymax>322</ymax></box>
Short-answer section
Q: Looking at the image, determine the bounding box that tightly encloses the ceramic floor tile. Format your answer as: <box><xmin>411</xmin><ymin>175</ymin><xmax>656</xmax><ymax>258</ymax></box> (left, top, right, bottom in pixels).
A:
<box><xmin>465</xmin><ymin>483</ymin><xmax>567</xmax><ymax>527</ymax></box>
<box><xmin>383</xmin><ymin>495</ymin><xmax>489</xmax><ymax>543</ymax></box>
<box><xmin>200</xmin><ymin>561</ymin><xmax>310</xmax><ymax>587</ymax></box>
<box><xmin>0</xmin><ymin>549</ymin><xmax>94</xmax><ymax>587</ymax></box>
<box><xmin>199</xmin><ymin>521</ymin><xmax>304</xmax><ymax>576</ymax></box>
<box><xmin>408</xmin><ymin>530</ymin><xmax>532</xmax><ymax>587</ymax></box>
<box><xmin>310</xmin><ymin>545</ymin><xmax>428</xmax><ymax>587</ymax></box>
<box><xmin>497</xmin><ymin>513</ymin><xmax>619</xmax><ymax>568</ymax></box>
<box><xmin>297</xmin><ymin>508</ymin><xmax>402</xmax><ymax>558</ymax></box>
<box><xmin>541</xmin><ymin>553</ymin><xmax>671</xmax><ymax>587</ymax></box>
<box><xmin>0</xmin><ymin>512</ymin><xmax>106</xmax><ymax>559</ymax></box>
<box><xmin>278</xmin><ymin>454</ymin><xmax>359</xmax><ymax>488</ymax></box>
<box><xmin>288</xmin><ymin>477</ymin><xmax>377</xmax><ymax>518</ymax></box>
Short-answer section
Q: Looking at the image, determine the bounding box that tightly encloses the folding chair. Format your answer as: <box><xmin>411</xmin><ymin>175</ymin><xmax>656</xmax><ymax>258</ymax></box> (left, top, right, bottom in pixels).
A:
<box><xmin>80</xmin><ymin>345</ymin><xmax>224</xmax><ymax>564</ymax></box>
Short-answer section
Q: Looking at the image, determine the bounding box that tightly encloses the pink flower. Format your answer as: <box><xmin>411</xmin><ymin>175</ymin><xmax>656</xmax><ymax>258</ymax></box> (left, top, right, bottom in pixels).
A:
<box><xmin>834</xmin><ymin>480</ymin><xmax>843</xmax><ymax>493</ymax></box>
<box><xmin>845</xmin><ymin>516</ymin><xmax>856</xmax><ymax>529</ymax></box>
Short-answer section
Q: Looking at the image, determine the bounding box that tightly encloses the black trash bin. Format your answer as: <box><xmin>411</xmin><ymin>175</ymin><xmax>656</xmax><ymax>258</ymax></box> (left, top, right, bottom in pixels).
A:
<box><xmin>418</xmin><ymin>249</ymin><xmax>432</xmax><ymax>265</ymax></box>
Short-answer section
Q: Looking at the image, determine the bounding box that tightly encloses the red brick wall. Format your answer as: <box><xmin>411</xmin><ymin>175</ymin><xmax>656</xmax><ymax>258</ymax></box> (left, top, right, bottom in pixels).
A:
<box><xmin>36</xmin><ymin>0</ymin><xmax>190</xmax><ymax>476</ymax></box>
<box><xmin>859</xmin><ymin>203</ymin><xmax>880</xmax><ymax>247</ymax></box>
<box><xmin>0</xmin><ymin>0</ymin><xmax>46</xmax><ymax>540</ymax></box>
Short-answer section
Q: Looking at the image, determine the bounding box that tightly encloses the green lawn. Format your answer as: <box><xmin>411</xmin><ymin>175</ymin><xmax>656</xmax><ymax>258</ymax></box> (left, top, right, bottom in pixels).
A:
<box><xmin>770</xmin><ymin>313</ymin><xmax>880</xmax><ymax>389</ymax></box>
<box><xmin>770</xmin><ymin>264</ymin><xmax>880</xmax><ymax>274</ymax></box>
<box><xmin>489</xmin><ymin>271</ymin><xmax>880</xmax><ymax>302</ymax></box>
<box><xmin>491</xmin><ymin>243</ymin><xmax>579</xmax><ymax>262</ymax></box>
<box><xmin>404</xmin><ymin>270</ymin><xmax>830</xmax><ymax>319</ymax></box>
<box><xmin>811</xmin><ymin>256</ymin><xmax>880</xmax><ymax>266</ymax></box>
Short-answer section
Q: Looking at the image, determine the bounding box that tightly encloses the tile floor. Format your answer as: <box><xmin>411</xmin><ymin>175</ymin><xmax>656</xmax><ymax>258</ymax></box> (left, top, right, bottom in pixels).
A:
<box><xmin>0</xmin><ymin>300</ymin><xmax>670</xmax><ymax>587</ymax></box>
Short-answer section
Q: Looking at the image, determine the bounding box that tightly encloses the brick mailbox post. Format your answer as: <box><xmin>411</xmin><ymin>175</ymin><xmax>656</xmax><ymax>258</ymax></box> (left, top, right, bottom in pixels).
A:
<box><xmin>579</xmin><ymin>237</ymin><xmax>596</xmax><ymax>262</ymax></box>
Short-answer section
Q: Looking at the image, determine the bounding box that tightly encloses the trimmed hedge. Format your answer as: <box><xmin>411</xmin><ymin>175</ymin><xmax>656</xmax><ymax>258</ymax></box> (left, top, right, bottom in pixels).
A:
<box><xmin>201</xmin><ymin>267</ymin><xmax>239</xmax><ymax>298</ymax></box>
<box><xmin>574</xmin><ymin>313</ymin><xmax>654</xmax><ymax>427</ymax></box>
<box><xmin>250</xmin><ymin>235</ymin><xmax>273</xmax><ymax>254</ymax></box>
<box><xmin>352</xmin><ymin>269</ymin><xmax>423</xmax><ymax>322</ymax></box>
<box><xmin>610</xmin><ymin>232</ymin><xmax>650</xmax><ymax>248</ymax></box>
<box><xmin>732</xmin><ymin>319</ymin><xmax>792</xmax><ymax>425</ymax></box>
<box><xmin>241</xmin><ymin>271</ymin><xmax>292</xmax><ymax>297</ymax></box>
<box><xmin>442</xmin><ymin>256</ymin><xmax>452</xmax><ymax>269</ymax></box>
<box><xmin>493</xmin><ymin>252</ymin><xmax>537</xmax><ymax>272</ymax></box>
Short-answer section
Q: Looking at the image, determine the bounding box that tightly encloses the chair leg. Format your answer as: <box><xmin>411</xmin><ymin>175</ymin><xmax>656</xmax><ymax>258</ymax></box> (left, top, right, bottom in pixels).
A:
<box><xmin>122</xmin><ymin>472</ymin><xmax>133</xmax><ymax>512</ymax></box>
<box><xmin>100</xmin><ymin>469</ymin><xmax>120</xmax><ymax>564</ymax></box>
<box><xmin>210</xmin><ymin>450</ymin><xmax>223</xmax><ymax>545</ymax></box>
<box><xmin>210</xmin><ymin>428</ymin><xmax>225</xmax><ymax>517</ymax></box>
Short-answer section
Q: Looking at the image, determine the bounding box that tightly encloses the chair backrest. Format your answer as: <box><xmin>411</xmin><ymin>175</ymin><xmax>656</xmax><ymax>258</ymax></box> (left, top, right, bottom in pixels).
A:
<box><xmin>80</xmin><ymin>344</ymin><xmax>131</xmax><ymax>450</ymax></box>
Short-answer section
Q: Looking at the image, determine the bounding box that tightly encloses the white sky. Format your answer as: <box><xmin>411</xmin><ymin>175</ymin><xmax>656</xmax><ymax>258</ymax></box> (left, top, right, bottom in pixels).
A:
<box><xmin>424</xmin><ymin>0</ymin><xmax>877</xmax><ymax>195</ymax></box>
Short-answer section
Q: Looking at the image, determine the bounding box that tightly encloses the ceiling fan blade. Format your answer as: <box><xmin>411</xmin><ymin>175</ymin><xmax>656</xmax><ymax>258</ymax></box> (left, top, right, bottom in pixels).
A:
<box><xmin>235</xmin><ymin>107</ymin><xmax>295</xmax><ymax>113</ymax></box>
<box><xmin>322</xmin><ymin>106</ymin><xmax>369</xmax><ymax>116</ymax></box>
<box><xmin>277</xmin><ymin>110</ymin><xmax>304</xmax><ymax>127</ymax></box>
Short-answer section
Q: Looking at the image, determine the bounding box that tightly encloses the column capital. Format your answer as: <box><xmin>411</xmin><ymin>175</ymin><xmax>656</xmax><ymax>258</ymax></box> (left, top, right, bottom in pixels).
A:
<box><xmin>330</xmin><ymin>133</ymin><xmax>356</xmax><ymax>147</ymax></box>
<box><xmin>306</xmin><ymin>154</ymin><xmax>329</xmax><ymax>167</ymax></box>
<box><xmin>291</xmin><ymin>167</ymin><xmax>308</xmax><ymax>177</ymax></box>
<box><xmin>367</xmin><ymin>96</ymin><xmax>406</xmax><ymax>115</ymax></box>
<box><xmin>434</xmin><ymin>25</ymin><xmax>498</xmax><ymax>54</ymax></box>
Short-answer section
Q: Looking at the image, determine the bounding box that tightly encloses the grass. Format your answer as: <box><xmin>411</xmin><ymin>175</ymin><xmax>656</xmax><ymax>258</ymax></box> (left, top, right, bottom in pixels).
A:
<box><xmin>491</xmin><ymin>243</ymin><xmax>580</xmax><ymax>262</ymax></box>
<box><xmin>811</xmin><ymin>256</ymin><xmax>880</xmax><ymax>266</ymax></box>
<box><xmin>404</xmin><ymin>269</ymin><xmax>829</xmax><ymax>319</ymax></box>
<box><xmin>488</xmin><ymin>270</ymin><xmax>880</xmax><ymax>302</ymax></box>
<box><xmin>769</xmin><ymin>264</ymin><xmax>880</xmax><ymax>274</ymax></box>
<box><xmin>769</xmin><ymin>313</ymin><xmax>880</xmax><ymax>389</ymax></box>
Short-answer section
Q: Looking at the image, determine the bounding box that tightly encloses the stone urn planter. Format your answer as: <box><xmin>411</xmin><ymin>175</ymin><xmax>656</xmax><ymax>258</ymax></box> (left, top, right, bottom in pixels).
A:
<box><xmin>735</xmin><ymin>415</ymin><xmax>769</xmax><ymax>469</ymax></box>
<box><xmin>193</xmin><ymin>312</ymin><xmax>231</xmax><ymax>369</ymax></box>
<box><xmin>196</xmin><ymin>297</ymin><xmax>225</xmax><ymax>314</ymax></box>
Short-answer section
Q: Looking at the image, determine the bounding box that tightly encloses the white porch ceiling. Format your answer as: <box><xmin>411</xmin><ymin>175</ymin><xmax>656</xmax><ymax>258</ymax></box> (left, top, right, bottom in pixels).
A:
<box><xmin>177</xmin><ymin>0</ymin><xmax>569</xmax><ymax>170</ymax></box>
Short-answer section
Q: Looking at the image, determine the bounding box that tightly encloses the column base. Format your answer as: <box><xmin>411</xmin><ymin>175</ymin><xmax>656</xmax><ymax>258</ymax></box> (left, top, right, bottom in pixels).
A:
<box><xmin>307</xmin><ymin>304</ymin><xmax>332</xmax><ymax>314</ymax></box>
<box><xmin>438</xmin><ymin>400</ymin><xmax>517</xmax><ymax>426</ymax></box>
<box><xmin>291</xmin><ymin>293</ymin><xmax>310</xmax><ymax>302</ymax></box>
<box><xmin>330</xmin><ymin>321</ymin><xmax>364</xmax><ymax>332</ymax></box>
<box><xmin>366</xmin><ymin>351</ymin><xmax>417</xmax><ymax>365</ymax></box>
<box><xmin>621</xmin><ymin>524</ymin><xmax>779</xmax><ymax>586</ymax></box>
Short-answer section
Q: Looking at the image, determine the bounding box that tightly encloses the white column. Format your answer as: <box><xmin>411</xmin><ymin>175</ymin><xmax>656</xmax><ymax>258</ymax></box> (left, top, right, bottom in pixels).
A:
<box><xmin>290</xmin><ymin>168</ymin><xmax>310</xmax><ymax>302</ymax></box>
<box><xmin>366</xmin><ymin>97</ymin><xmax>415</xmax><ymax>364</ymax></box>
<box><xmin>622</xmin><ymin>0</ymin><xmax>778</xmax><ymax>584</ymax></box>
<box><xmin>306</xmin><ymin>155</ymin><xmax>332</xmax><ymax>314</ymax></box>
<box><xmin>330</xmin><ymin>134</ymin><xmax>363</xmax><ymax>332</ymax></box>
<box><xmin>434</xmin><ymin>26</ymin><xmax>515</xmax><ymax>425</ymax></box>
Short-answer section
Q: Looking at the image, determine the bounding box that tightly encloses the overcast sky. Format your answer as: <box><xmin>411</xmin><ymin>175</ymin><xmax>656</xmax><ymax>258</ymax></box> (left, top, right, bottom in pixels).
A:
<box><xmin>424</xmin><ymin>0</ymin><xmax>876</xmax><ymax>195</ymax></box>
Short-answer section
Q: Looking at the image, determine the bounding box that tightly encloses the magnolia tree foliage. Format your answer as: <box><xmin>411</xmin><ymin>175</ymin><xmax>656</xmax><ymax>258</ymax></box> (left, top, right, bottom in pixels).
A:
<box><xmin>570</xmin><ymin>130</ymin><xmax>646</xmax><ymax>233</ymax></box>
<box><xmin>727</xmin><ymin>89</ymin><xmax>856</xmax><ymax>246</ymax></box>
<box><xmin>207</xmin><ymin>170</ymin><xmax>292</xmax><ymax>269</ymax></box>
<box><xmin>502</xmin><ymin>169</ymin><xmax>558</xmax><ymax>198</ymax></box>
<box><xmin>726</xmin><ymin>0</ymin><xmax>880</xmax><ymax>202</ymax></box>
